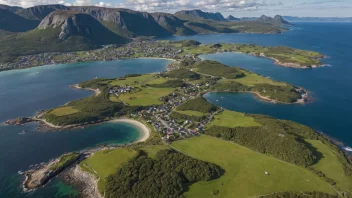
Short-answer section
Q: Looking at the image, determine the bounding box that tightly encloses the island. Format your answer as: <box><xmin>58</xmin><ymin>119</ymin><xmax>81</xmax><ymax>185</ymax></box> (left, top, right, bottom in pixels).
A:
<box><xmin>12</xmin><ymin>59</ymin><xmax>351</xmax><ymax>198</ymax></box>
<box><xmin>0</xmin><ymin>39</ymin><xmax>325</xmax><ymax>71</ymax></box>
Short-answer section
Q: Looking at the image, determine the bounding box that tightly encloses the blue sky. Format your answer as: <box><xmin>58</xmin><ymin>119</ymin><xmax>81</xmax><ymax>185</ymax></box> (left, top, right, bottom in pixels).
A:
<box><xmin>1</xmin><ymin>0</ymin><xmax>351</xmax><ymax>17</ymax></box>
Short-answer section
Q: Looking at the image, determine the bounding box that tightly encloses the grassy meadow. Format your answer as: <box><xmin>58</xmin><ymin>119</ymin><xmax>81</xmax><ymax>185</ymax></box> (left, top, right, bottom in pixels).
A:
<box><xmin>172</xmin><ymin>136</ymin><xmax>336</xmax><ymax>198</ymax></box>
<box><xmin>207</xmin><ymin>110</ymin><xmax>261</xmax><ymax>128</ymax></box>
<box><xmin>307</xmin><ymin>140</ymin><xmax>352</xmax><ymax>192</ymax></box>
<box><xmin>79</xmin><ymin>148</ymin><xmax>138</xmax><ymax>193</ymax></box>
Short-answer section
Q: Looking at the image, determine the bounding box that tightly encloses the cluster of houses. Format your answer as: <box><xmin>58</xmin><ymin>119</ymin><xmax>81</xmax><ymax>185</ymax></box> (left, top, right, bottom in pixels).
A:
<box><xmin>129</xmin><ymin>79</ymin><xmax>221</xmax><ymax>142</ymax></box>
<box><xmin>108</xmin><ymin>86</ymin><xmax>134</xmax><ymax>98</ymax></box>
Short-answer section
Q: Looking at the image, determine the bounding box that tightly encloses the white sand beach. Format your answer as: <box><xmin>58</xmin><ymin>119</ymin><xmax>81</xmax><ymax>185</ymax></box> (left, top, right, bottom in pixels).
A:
<box><xmin>110</xmin><ymin>119</ymin><xmax>150</xmax><ymax>143</ymax></box>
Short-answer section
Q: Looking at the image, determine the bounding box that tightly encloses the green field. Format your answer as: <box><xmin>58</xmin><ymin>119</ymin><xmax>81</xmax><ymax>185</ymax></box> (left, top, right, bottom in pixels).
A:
<box><xmin>207</xmin><ymin>110</ymin><xmax>261</xmax><ymax>128</ymax></box>
<box><xmin>172</xmin><ymin>136</ymin><xmax>336</xmax><ymax>198</ymax></box>
<box><xmin>49</xmin><ymin>106</ymin><xmax>79</xmax><ymax>116</ymax></box>
<box><xmin>221</xmin><ymin>70</ymin><xmax>287</xmax><ymax>87</ymax></box>
<box><xmin>307</xmin><ymin>140</ymin><xmax>352</xmax><ymax>192</ymax></box>
<box><xmin>107</xmin><ymin>74</ymin><xmax>155</xmax><ymax>86</ymax></box>
<box><xmin>175</xmin><ymin>110</ymin><xmax>209</xmax><ymax>117</ymax></box>
<box><xmin>109</xmin><ymin>87</ymin><xmax>174</xmax><ymax>106</ymax></box>
<box><xmin>79</xmin><ymin>148</ymin><xmax>138</xmax><ymax>193</ymax></box>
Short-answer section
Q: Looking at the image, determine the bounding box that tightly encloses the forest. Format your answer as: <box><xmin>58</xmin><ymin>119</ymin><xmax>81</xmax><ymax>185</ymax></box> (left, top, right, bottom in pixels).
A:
<box><xmin>105</xmin><ymin>149</ymin><xmax>223</xmax><ymax>198</ymax></box>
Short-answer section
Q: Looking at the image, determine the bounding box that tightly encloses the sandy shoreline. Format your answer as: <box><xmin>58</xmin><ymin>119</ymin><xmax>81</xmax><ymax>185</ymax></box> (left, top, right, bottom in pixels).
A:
<box><xmin>71</xmin><ymin>84</ymin><xmax>101</xmax><ymax>96</ymax></box>
<box><xmin>109</xmin><ymin>119</ymin><xmax>150</xmax><ymax>143</ymax></box>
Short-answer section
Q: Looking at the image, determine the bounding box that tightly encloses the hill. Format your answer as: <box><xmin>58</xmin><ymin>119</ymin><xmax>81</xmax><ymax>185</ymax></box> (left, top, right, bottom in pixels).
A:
<box><xmin>0</xmin><ymin>10</ymin><xmax>127</xmax><ymax>62</ymax></box>
<box><xmin>175</xmin><ymin>9</ymin><xmax>228</xmax><ymax>22</ymax></box>
<box><xmin>70</xmin><ymin>6</ymin><xmax>172</xmax><ymax>37</ymax></box>
<box><xmin>0</xmin><ymin>9</ymin><xmax>39</xmax><ymax>32</ymax></box>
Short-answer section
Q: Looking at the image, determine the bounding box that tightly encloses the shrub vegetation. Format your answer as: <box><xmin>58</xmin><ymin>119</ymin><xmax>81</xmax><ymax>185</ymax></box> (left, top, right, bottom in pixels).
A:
<box><xmin>105</xmin><ymin>149</ymin><xmax>223</xmax><ymax>198</ymax></box>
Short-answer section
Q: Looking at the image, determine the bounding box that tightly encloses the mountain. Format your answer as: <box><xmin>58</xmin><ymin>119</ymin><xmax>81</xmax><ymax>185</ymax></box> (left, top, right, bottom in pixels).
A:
<box><xmin>38</xmin><ymin>10</ymin><xmax>127</xmax><ymax>44</ymax></box>
<box><xmin>150</xmin><ymin>12</ymin><xmax>196</xmax><ymax>35</ymax></box>
<box><xmin>70</xmin><ymin>6</ymin><xmax>172</xmax><ymax>37</ymax></box>
<box><xmin>0</xmin><ymin>9</ymin><xmax>39</xmax><ymax>32</ymax></box>
<box><xmin>16</xmin><ymin>4</ymin><xmax>69</xmax><ymax>20</ymax></box>
<box><xmin>0</xmin><ymin>4</ymin><xmax>22</xmax><ymax>12</ymax></box>
<box><xmin>174</xmin><ymin>9</ymin><xmax>228</xmax><ymax>22</ymax></box>
<box><xmin>257</xmin><ymin>15</ymin><xmax>291</xmax><ymax>25</ymax></box>
<box><xmin>0</xmin><ymin>10</ymin><xmax>127</xmax><ymax>62</ymax></box>
<box><xmin>283</xmin><ymin>16</ymin><xmax>352</xmax><ymax>22</ymax></box>
<box><xmin>226</xmin><ymin>15</ymin><xmax>239</xmax><ymax>21</ymax></box>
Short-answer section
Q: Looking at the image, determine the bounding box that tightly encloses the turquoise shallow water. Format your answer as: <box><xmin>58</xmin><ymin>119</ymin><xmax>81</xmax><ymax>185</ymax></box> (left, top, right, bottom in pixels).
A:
<box><xmin>0</xmin><ymin>58</ymin><xmax>171</xmax><ymax>198</ymax></box>
<box><xmin>160</xmin><ymin>22</ymin><xmax>352</xmax><ymax>148</ymax></box>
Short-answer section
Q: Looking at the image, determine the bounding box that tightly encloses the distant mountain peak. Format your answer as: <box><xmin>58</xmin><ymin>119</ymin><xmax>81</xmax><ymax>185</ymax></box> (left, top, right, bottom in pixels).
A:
<box><xmin>174</xmin><ymin>9</ymin><xmax>228</xmax><ymax>22</ymax></box>
<box><xmin>257</xmin><ymin>14</ymin><xmax>291</xmax><ymax>25</ymax></box>
<box><xmin>226</xmin><ymin>15</ymin><xmax>239</xmax><ymax>21</ymax></box>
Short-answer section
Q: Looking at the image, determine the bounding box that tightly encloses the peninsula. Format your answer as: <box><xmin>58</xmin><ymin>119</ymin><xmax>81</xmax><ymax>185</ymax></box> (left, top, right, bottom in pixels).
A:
<box><xmin>12</xmin><ymin>58</ymin><xmax>351</xmax><ymax>198</ymax></box>
<box><xmin>0</xmin><ymin>39</ymin><xmax>325</xmax><ymax>71</ymax></box>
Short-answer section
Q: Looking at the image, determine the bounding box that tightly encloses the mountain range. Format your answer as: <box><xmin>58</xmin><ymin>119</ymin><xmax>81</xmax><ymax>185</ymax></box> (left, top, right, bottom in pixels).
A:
<box><xmin>0</xmin><ymin>4</ymin><xmax>291</xmax><ymax>62</ymax></box>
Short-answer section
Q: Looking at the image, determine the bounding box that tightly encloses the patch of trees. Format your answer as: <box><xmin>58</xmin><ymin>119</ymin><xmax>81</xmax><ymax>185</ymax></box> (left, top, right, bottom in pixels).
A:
<box><xmin>206</xmin><ymin>125</ymin><xmax>316</xmax><ymax>166</ymax></box>
<box><xmin>308</xmin><ymin>167</ymin><xmax>336</xmax><ymax>185</ymax></box>
<box><xmin>148</xmin><ymin>79</ymin><xmax>187</xmax><ymax>88</ymax></box>
<box><xmin>105</xmin><ymin>149</ymin><xmax>223</xmax><ymax>198</ymax></box>
<box><xmin>79</xmin><ymin>78</ymin><xmax>109</xmax><ymax>89</ymax></box>
<box><xmin>123</xmin><ymin>74</ymin><xmax>142</xmax><ymax>78</ymax></box>
<box><xmin>251</xmin><ymin>114</ymin><xmax>352</xmax><ymax>176</ymax></box>
<box><xmin>170</xmin><ymin>111</ymin><xmax>206</xmax><ymax>122</ymax></box>
<box><xmin>177</xmin><ymin>98</ymin><xmax>218</xmax><ymax>113</ymax></box>
<box><xmin>165</xmin><ymin>69</ymin><xmax>200</xmax><ymax>80</ymax></box>
<box><xmin>182</xmin><ymin>40</ymin><xmax>201</xmax><ymax>47</ymax></box>
<box><xmin>195</xmin><ymin>60</ymin><xmax>245</xmax><ymax>79</ymax></box>
<box><xmin>260</xmin><ymin>191</ymin><xmax>338</xmax><ymax>198</ymax></box>
<box><xmin>210</xmin><ymin>81</ymin><xmax>301</xmax><ymax>103</ymax></box>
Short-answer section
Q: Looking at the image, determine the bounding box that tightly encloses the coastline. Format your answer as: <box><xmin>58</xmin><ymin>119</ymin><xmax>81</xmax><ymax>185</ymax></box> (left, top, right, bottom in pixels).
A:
<box><xmin>109</xmin><ymin>119</ymin><xmax>150</xmax><ymax>143</ymax></box>
<box><xmin>205</xmin><ymin>90</ymin><xmax>309</xmax><ymax>105</ymax></box>
<box><xmin>71</xmin><ymin>84</ymin><xmax>101</xmax><ymax>96</ymax></box>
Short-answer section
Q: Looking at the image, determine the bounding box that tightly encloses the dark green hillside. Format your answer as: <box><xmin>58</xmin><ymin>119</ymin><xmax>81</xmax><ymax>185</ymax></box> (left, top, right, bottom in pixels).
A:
<box><xmin>205</xmin><ymin>114</ymin><xmax>320</xmax><ymax>167</ymax></box>
<box><xmin>164</xmin><ymin>68</ymin><xmax>200</xmax><ymax>80</ymax></box>
<box><xmin>0</xmin><ymin>9</ymin><xmax>39</xmax><ymax>32</ymax></box>
<box><xmin>177</xmin><ymin>98</ymin><xmax>218</xmax><ymax>113</ymax></box>
<box><xmin>105</xmin><ymin>149</ymin><xmax>223</xmax><ymax>198</ymax></box>
<box><xmin>195</xmin><ymin>60</ymin><xmax>245</xmax><ymax>79</ymax></box>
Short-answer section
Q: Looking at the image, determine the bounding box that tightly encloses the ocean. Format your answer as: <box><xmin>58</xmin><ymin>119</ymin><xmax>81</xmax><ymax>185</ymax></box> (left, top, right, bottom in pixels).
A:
<box><xmin>1</xmin><ymin>22</ymin><xmax>351</xmax><ymax>197</ymax></box>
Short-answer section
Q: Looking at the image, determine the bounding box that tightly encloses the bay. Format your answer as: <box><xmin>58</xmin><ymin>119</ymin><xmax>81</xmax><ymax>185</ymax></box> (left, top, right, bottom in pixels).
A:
<box><xmin>0</xmin><ymin>58</ymin><xmax>172</xmax><ymax>198</ymax></box>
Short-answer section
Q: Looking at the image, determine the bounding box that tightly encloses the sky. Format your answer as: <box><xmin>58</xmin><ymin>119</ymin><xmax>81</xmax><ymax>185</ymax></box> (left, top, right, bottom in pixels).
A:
<box><xmin>0</xmin><ymin>0</ymin><xmax>351</xmax><ymax>17</ymax></box>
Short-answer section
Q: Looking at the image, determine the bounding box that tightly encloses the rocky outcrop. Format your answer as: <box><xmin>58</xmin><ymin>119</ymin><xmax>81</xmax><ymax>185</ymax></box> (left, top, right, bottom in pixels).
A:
<box><xmin>16</xmin><ymin>4</ymin><xmax>69</xmax><ymax>20</ymax></box>
<box><xmin>175</xmin><ymin>9</ymin><xmax>228</xmax><ymax>22</ymax></box>
<box><xmin>0</xmin><ymin>9</ymin><xmax>39</xmax><ymax>32</ymax></box>
<box><xmin>70</xmin><ymin>6</ymin><xmax>171</xmax><ymax>37</ymax></box>
<box><xmin>5</xmin><ymin>117</ymin><xmax>33</xmax><ymax>125</ymax></box>
<box><xmin>38</xmin><ymin>10</ymin><xmax>127</xmax><ymax>44</ymax></box>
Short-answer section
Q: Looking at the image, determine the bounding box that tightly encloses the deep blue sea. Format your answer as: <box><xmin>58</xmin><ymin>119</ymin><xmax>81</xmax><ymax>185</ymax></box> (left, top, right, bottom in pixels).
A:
<box><xmin>0</xmin><ymin>59</ymin><xmax>171</xmax><ymax>198</ymax></box>
<box><xmin>161</xmin><ymin>22</ymin><xmax>352</xmax><ymax>147</ymax></box>
<box><xmin>1</xmin><ymin>22</ymin><xmax>351</xmax><ymax>197</ymax></box>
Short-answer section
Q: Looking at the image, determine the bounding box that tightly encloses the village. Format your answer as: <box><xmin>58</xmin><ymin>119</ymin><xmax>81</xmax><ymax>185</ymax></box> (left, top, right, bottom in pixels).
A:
<box><xmin>0</xmin><ymin>39</ymin><xmax>185</xmax><ymax>71</ymax></box>
<box><xmin>116</xmin><ymin>77</ymin><xmax>223</xmax><ymax>143</ymax></box>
